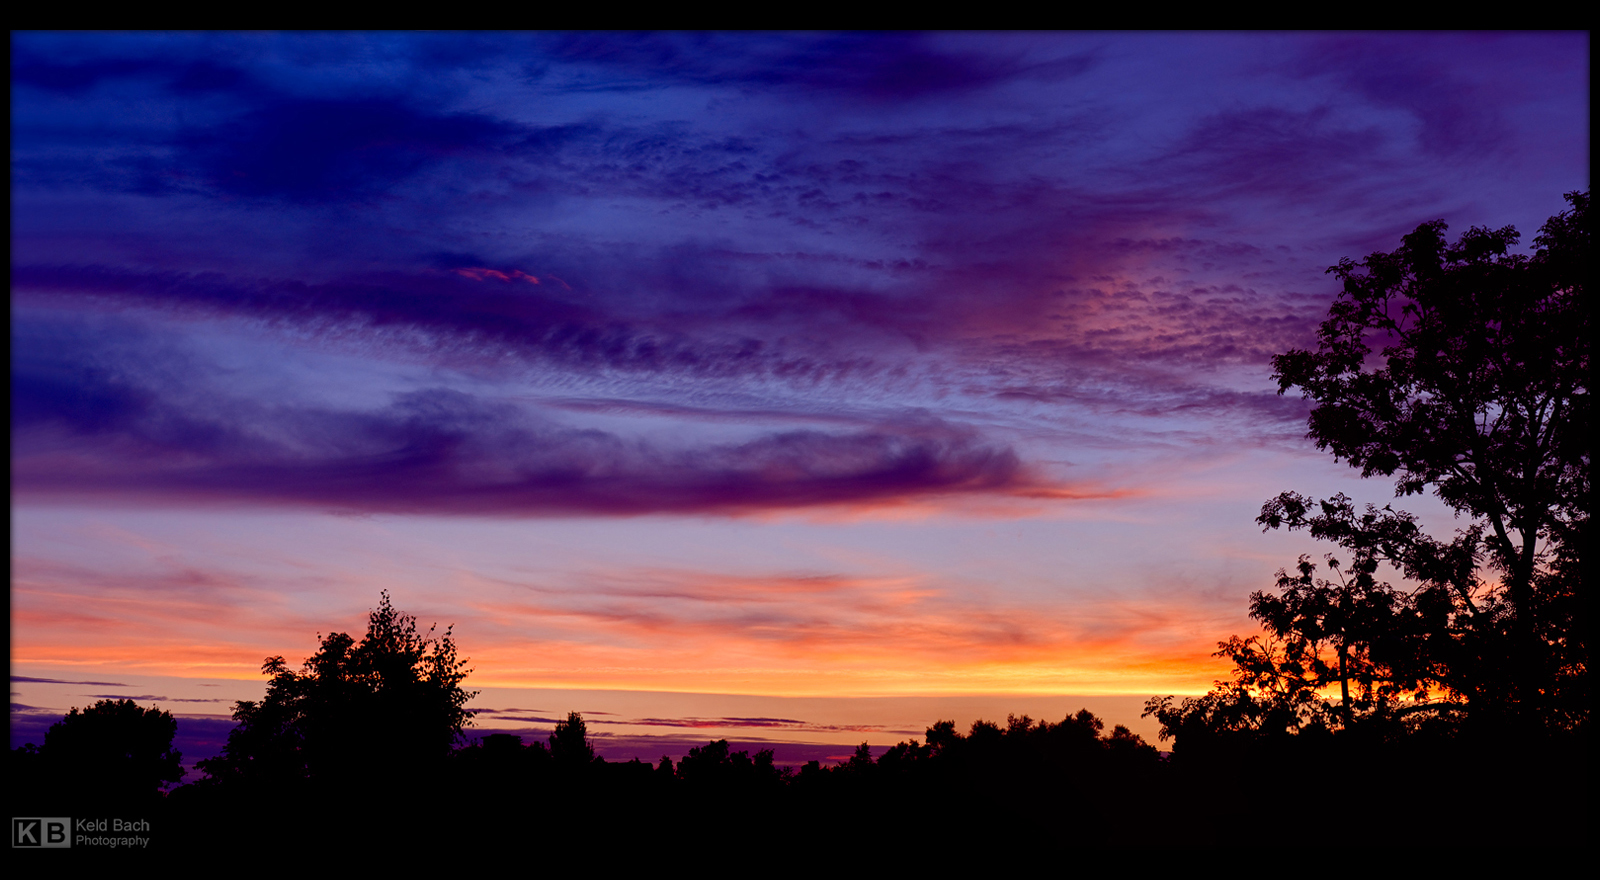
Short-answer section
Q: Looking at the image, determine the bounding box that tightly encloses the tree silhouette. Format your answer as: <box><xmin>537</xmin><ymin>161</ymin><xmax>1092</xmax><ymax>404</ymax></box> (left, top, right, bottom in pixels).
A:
<box><xmin>1152</xmin><ymin>190</ymin><xmax>1589</xmax><ymax>740</ymax></box>
<box><xmin>20</xmin><ymin>699</ymin><xmax>184</xmax><ymax>805</ymax></box>
<box><xmin>675</xmin><ymin>738</ymin><xmax>786</xmax><ymax>794</ymax></box>
<box><xmin>199</xmin><ymin>591</ymin><xmax>475</xmax><ymax>791</ymax></box>
<box><xmin>549</xmin><ymin>711</ymin><xmax>595</xmax><ymax>769</ymax></box>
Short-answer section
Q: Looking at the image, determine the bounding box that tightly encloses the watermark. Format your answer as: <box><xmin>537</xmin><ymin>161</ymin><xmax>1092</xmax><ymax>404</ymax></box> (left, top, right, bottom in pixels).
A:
<box><xmin>13</xmin><ymin>818</ymin><xmax>70</xmax><ymax>848</ymax></box>
<box><xmin>13</xmin><ymin>817</ymin><xmax>153</xmax><ymax>849</ymax></box>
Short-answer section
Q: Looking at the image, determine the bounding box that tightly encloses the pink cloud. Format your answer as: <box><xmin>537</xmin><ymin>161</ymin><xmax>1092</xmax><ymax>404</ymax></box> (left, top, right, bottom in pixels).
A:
<box><xmin>451</xmin><ymin>266</ymin><xmax>541</xmax><ymax>284</ymax></box>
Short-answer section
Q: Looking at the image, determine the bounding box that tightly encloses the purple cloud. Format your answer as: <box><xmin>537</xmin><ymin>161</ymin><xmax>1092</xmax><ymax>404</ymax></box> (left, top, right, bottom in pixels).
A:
<box><xmin>10</xmin><ymin>33</ymin><xmax>1587</xmax><ymax>520</ymax></box>
<box><xmin>12</xmin><ymin>317</ymin><xmax>1038</xmax><ymax>514</ymax></box>
<box><xmin>11</xmin><ymin>676</ymin><xmax>134</xmax><ymax>687</ymax></box>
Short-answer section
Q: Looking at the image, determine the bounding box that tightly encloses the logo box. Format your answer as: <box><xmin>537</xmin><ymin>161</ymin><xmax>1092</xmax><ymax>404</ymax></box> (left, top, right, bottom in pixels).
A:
<box><xmin>13</xmin><ymin>817</ymin><xmax>72</xmax><ymax>848</ymax></box>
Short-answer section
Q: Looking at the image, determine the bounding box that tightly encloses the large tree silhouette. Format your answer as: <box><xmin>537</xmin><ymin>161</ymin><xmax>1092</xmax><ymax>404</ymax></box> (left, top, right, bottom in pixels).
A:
<box><xmin>199</xmin><ymin>592</ymin><xmax>475</xmax><ymax>791</ymax></box>
<box><xmin>1152</xmin><ymin>191</ymin><xmax>1589</xmax><ymax>740</ymax></box>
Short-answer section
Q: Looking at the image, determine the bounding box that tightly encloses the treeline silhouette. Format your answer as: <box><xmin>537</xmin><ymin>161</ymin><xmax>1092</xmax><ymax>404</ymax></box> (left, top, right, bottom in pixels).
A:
<box><xmin>17</xmin><ymin>694</ymin><xmax>1172</xmax><ymax>848</ymax></box>
<box><xmin>13</xmin><ymin>593</ymin><xmax>1588</xmax><ymax>851</ymax></box>
<box><xmin>10</xmin><ymin>597</ymin><xmax>1173</xmax><ymax>847</ymax></box>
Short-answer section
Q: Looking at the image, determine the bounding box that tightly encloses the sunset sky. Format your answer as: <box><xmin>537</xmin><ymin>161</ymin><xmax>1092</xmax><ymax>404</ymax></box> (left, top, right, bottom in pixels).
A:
<box><xmin>10</xmin><ymin>32</ymin><xmax>1589</xmax><ymax>766</ymax></box>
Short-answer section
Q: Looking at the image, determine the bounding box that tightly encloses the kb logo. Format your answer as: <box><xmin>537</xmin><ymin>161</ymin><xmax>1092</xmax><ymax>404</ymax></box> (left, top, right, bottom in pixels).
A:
<box><xmin>13</xmin><ymin>818</ymin><xmax>71</xmax><ymax>848</ymax></box>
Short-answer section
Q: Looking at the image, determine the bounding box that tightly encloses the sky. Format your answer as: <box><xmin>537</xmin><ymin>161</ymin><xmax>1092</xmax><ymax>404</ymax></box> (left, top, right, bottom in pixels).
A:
<box><xmin>10</xmin><ymin>32</ymin><xmax>1590</xmax><ymax>768</ymax></box>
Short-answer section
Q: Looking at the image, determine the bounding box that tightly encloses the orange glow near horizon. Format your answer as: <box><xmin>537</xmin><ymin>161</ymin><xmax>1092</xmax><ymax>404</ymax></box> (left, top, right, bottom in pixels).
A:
<box><xmin>8</xmin><ymin>638</ymin><xmax>1234</xmax><ymax>699</ymax></box>
<box><xmin>11</xmin><ymin>561</ymin><xmax>1239</xmax><ymax>698</ymax></box>
<box><xmin>9</xmin><ymin>453</ymin><xmax>1304</xmax><ymax>715</ymax></box>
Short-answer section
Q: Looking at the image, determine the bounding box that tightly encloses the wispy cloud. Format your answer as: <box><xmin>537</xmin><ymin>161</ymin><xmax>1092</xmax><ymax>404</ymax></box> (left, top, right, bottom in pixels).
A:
<box><xmin>12</xmin><ymin>676</ymin><xmax>134</xmax><ymax>687</ymax></box>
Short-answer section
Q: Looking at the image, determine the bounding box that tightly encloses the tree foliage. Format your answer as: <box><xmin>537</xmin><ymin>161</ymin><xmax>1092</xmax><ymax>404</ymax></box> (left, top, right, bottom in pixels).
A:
<box><xmin>1151</xmin><ymin>191</ymin><xmax>1589</xmax><ymax>741</ymax></box>
<box><xmin>199</xmin><ymin>591</ymin><xmax>475</xmax><ymax>788</ymax></box>
<box><xmin>31</xmin><ymin>699</ymin><xmax>185</xmax><ymax>801</ymax></box>
<box><xmin>549</xmin><ymin>711</ymin><xmax>596</xmax><ymax>768</ymax></box>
